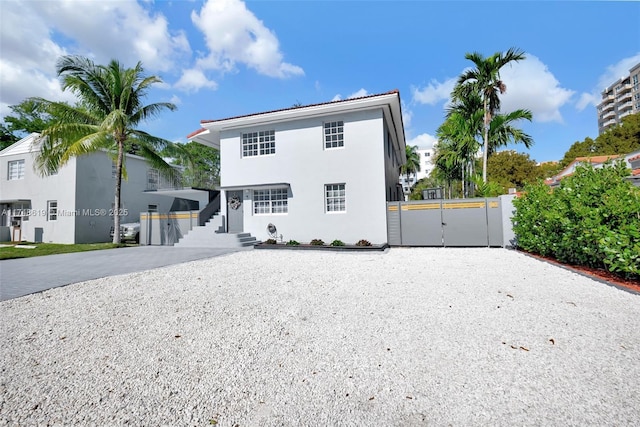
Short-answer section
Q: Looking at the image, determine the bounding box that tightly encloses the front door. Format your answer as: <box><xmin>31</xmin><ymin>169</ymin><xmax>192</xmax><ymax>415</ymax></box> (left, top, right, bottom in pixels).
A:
<box><xmin>227</xmin><ymin>190</ymin><xmax>244</xmax><ymax>233</ymax></box>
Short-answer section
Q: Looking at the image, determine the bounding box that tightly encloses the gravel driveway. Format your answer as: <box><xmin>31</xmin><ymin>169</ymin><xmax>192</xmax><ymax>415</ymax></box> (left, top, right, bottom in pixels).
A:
<box><xmin>1</xmin><ymin>248</ymin><xmax>639</xmax><ymax>426</ymax></box>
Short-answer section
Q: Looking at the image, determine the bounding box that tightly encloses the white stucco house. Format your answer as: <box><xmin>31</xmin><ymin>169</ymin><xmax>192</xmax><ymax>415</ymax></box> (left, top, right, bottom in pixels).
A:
<box><xmin>188</xmin><ymin>90</ymin><xmax>407</xmax><ymax>245</ymax></box>
<box><xmin>0</xmin><ymin>133</ymin><xmax>208</xmax><ymax>244</ymax></box>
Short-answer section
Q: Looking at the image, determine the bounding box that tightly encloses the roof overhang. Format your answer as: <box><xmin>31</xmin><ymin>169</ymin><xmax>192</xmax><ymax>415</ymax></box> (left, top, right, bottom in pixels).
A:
<box><xmin>220</xmin><ymin>182</ymin><xmax>291</xmax><ymax>191</ymax></box>
<box><xmin>143</xmin><ymin>188</ymin><xmax>211</xmax><ymax>201</ymax></box>
<box><xmin>0</xmin><ymin>199</ymin><xmax>31</xmax><ymax>204</ymax></box>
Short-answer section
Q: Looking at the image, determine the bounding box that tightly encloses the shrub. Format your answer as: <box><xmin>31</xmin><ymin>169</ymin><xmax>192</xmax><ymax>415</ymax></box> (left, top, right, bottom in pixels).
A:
<box><xmin>264</xmin><ymin>238</ymin><xmax>277</xmax><ymax>244</ymax></box>
<box><xmin>330</xmin><ymin>239</ymin><xmax>345</xmax><ymax>246</ymax></box>
<box><xmin>513</xmin><ymin>161</ymin><xmax>640</xmax><ymax>279</ymax></box>
<box><xmin>286</xmin><ymin>240</ymin><xmax>300</xmax><ymax>246</ymax></box>
<box><xmin>310</xmin><ymin>239</ymin><xmax>325</xmax><ymax>246</ymax></box>
<box><xmin>355</xmin><ymin>239</ymin><xmax>372</xmax><ymax>247</ymax></box>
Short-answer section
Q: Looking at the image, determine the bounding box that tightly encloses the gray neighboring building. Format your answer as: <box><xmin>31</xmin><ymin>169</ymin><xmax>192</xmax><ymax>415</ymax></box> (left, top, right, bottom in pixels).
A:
<box><xmin>597</xmin><ymin>62</ymin><xmax>640</xmax><ymax>134</ymax></box>
<box><xmin>0</xmin><ymin>133</ymin><xmax>206</xmax><ymax>244</ymax></box>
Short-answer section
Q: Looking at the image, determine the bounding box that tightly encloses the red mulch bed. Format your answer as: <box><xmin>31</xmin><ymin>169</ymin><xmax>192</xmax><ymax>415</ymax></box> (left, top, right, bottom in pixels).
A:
<box><xmin>520</xmin><ymin>250</ymin><xmax>640</xmax><ymax>294</ymax></box>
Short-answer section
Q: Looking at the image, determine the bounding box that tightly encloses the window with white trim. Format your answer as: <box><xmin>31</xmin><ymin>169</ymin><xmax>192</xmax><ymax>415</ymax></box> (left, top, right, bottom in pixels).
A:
<box><xmin>47</xmin><ymin>200</ymin><xmax>58</xmax><ymax>221</ymax></box>
<box><xmin>242</xmin><ymin>130</ymin><xmax>276</xmax><ymax>157</ymax></box>
<box><xmin>253</xmin><ymin>188</ymin><xmax>288</xmax><ymax>214</ymax></box>
<box><xmin>325</xmin><ymin>183</ymin><xmax>346</xmax><ymax>212</ymax></box>
<box><xmin>8</xmin><ymin>159</ymin><xmax>25</xmax><ymax>180</ymax></box>
<box><xmin>324</xmin><ymin>121</ymin><xmax>344</xmax><ymax>149</ymax></box>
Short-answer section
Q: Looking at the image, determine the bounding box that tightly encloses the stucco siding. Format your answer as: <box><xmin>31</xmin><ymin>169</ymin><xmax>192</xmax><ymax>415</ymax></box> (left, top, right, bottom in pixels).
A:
<box><xmin>74</xmin><ymin>153</ymin><xmax>177</xmax><ymax>243</ymax></box>
<box><xmin>220</xmin><ymin>109</ymin><xmax>390</xmax><ymax>244</ymax></box>
<box><xmin>1</xmin><ymin>150</ymin><xmax>78</xmax><ymax>243</ymax></box>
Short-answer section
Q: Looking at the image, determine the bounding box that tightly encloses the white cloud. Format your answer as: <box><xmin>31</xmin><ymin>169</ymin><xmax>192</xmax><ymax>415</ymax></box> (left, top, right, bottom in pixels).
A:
<box><xmin>169</xmin><ymin>95</ymin><xmax>182</xmax><ymax>106</ymax></box>
<box><xmin>34</xmin><ymin>0</ymin><xmax>190</xmax><ymax>72</ymax></box>
<box><xmin>576</xmin><ymin>92</ymin><xmax>599</xmax><ymax>111</ymax></box>
<box><xmin>0</xmin><ymin>0</ymin><xmax>190</xmax><ymax>117</ymax></box>
<box><xmin>191</xmin><ymin>0</ymin><xmax>304</xmax><ymax>79</ymax></box>
<box><xmin>174</xmin><ymin>69</ymin><xmax>218</xmax><ymax>93</ymax></box>
<box><xmin>347</xmin><ymin>88</ymin><xmax>368</xmax><ymax>99</ymax></box>
<box><xmin>411</xmin><ymin>55</ymin><xmax>573</xmax><ymax>123</ymax></box>
<box><xmin>576</xmin><ymin>53</ymin><xmax>640</xmax><ymax>111</ymax></box>
<box><xmin>402</xmin><ymin>103</ymin><xmax>413</xmax><ymax>130</ymax></box>
<box><xmin>499</xmin><ymin>55</ymin><xmax>574</xmax><ymax>123</ymax></box>
<box><xmin>407</xmin><ymin>133</ymin><xmax>438</xmax><ymax>150</ymax></box>
<box><xmin>412</xmin><ymin>78</ymin><xmax>456</xmax><ymax>105</ymax></box>
<box><xmin>330</xmin><ymin>88</ymin><xmax>369</xmax><ymax>103</ymax></box>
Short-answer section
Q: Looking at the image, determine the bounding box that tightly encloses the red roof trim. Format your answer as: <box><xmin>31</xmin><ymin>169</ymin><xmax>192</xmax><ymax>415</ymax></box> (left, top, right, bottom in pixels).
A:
<box><xmin>186</xmin><ymin>128</ymin><xmax>207</xmax><ymax>139</ymax></box>
<box><xmin>629</xmin><ymin>154</ymin><xmax>640</xmax><ymax>162</ymax></box>
<box><xmin>200</xmin><ymin>89</ymin><xmax>400</xmax><ymax>124</ymax></box>
<box><xmin>632</xmin><ymin>168</ymin><xmax>640</xmax><ymax>176</ymax></box>
<box><xmin>573</xmin><ymin>155</ymin><xmax>621</xmax><ymax>163</ymax></box>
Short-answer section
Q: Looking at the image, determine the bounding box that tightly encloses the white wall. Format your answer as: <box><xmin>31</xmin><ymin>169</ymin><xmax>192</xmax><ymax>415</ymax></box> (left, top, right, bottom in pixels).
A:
<box><xmin>0</xmin><ymin>148</ymin><xmax>78</xmax><ymax>243</ymax></box>
<box><xmin>220</xmin><ymin>109</ymin><xmax>392</xmax><ymax>244</ymax></box>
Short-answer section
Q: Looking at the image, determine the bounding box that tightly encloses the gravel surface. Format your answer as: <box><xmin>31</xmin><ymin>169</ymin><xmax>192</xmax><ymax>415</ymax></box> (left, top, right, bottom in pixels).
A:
<box><xmin>1</xmin><ymin>248</ymin><xmax>639</xmax><ymax>426</ymax></box>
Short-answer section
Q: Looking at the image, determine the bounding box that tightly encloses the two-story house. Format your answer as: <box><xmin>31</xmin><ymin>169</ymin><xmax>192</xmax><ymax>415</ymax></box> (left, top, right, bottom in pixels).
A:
<box><xmin>0</xmin><ymin>133</ymin><xmax>207</xmax><ymax>244</ymax></box>
<box><xmin>187</xmin><ymin>90</ymin><xmax>406</xmax><ymax>244</ymax></box>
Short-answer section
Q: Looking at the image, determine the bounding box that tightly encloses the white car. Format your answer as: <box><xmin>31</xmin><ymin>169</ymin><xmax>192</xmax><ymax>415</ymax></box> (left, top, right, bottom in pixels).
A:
<box><xmin>110</xmin><ymin>222</ymin><xmax>140</xmax><ymax>243</ymax></box>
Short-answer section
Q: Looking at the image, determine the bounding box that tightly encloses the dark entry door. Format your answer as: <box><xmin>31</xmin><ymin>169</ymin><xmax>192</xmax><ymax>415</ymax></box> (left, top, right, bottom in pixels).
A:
<box><xmin>227</xmin><ymin>190</ymin><xmax>244</xmax><ymax>233</ymax></box>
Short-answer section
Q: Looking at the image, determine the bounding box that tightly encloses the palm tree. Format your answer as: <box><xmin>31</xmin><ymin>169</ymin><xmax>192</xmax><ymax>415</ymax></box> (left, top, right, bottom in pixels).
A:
<box><xmin>487</xmin><ymin>109</ymin><xmax>533</xmax><ymax>155</ymax></box>
<box><xmin>439</xmin><ymin>93</ymin><xmax>484</xmax><ymax>197</ymax></box>
<box><xmin>401</xmin><ymin>144</ymin><xmax>421</xmax><ymax>191</ymax></box>
<box><xmin>454</xmin><ymin>47</ymin><xmax>526</xmax><ymax>182</ymax></box>
<box><xmin>30</xmin><ymin>55</ymin><xmax>179</xmax><ymax>243</ymax></box>
<box><xmin>433</xmin><ymin>139</ymin><xmax>465</xmax><ymax>199</ymax></box>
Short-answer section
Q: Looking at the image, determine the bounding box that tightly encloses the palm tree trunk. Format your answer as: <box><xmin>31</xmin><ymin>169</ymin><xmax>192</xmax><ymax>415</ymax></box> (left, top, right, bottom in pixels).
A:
<box><xmin>113</xmin><ymin>141</ymin><xmax>124</xmax><ymax>244</ymax></box>
<box><xmin>483</xmin><ymin>98</ymin><xmax>489</xmax><ymax>183</ymax></box>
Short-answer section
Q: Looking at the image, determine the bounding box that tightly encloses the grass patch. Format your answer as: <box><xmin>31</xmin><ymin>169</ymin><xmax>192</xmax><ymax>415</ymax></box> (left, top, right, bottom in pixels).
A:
<box><xmin>0</xmin><ymin>242</ymin><xmax>129</xmax><ymax>260</ymax></box>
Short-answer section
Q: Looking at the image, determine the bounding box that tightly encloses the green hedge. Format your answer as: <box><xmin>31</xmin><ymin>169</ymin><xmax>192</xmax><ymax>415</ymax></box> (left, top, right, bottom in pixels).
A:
<box><xmin>512</xmin><ymin>161</ymin><xmax>639</xmax><ymax>279</ymax></box>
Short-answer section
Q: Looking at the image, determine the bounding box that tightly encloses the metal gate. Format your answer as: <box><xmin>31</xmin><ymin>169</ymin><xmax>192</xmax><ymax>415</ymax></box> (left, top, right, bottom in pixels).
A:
<box><xmin>387</xmin><ymin>198</ymin><xmax>504</xmax><ymax>247</ymax></box>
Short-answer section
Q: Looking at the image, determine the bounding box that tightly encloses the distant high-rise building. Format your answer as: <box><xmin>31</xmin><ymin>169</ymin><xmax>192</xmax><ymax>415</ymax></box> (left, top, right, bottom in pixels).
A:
<box><xmin>597</xmin><ymin>62</ymin><xmax>640</xmax><ymax>134</ymax></box>
<box><xmin>399</xmin><ymin>146</ymin><xmax>437</xmax><ymax>197</ymax></box>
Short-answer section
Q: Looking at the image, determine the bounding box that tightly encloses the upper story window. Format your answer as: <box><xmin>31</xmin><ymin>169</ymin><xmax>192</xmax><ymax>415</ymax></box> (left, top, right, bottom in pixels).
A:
<box><xmin>242</xmin><ymin>130</ymin><xmax>275</xmax><ymax>157</ymax></box>
<box><xmin>324</xmin><ymin>121</ymin><xmax>344</xmax><ymax>149</ymax></box>
<box><xmin>7</xmin><ymin>159</ymin><xmax>25</xmax><ymax>180</ymax></box>
<box><xmin>253</xmin><ymin>188</ymin><xmax>288</xmax><ymax>214</ymax></box>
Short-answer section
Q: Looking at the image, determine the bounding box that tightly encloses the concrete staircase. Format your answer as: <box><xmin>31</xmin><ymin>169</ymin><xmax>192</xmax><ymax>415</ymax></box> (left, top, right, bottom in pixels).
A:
<box><xmin>174</xmin><ymin>213</ymin><xmax>260</xmax><ymax>248</ymax></box>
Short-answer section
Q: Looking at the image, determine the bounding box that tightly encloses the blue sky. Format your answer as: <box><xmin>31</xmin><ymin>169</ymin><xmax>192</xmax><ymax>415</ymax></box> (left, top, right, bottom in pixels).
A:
<box><xmin>1</xmin><ymin>0</ymin><xmax>639</xmax><ymax>163</ymax></box>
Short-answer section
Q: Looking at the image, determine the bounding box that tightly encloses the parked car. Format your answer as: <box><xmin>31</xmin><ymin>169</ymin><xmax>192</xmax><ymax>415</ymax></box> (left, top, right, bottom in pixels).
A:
<box><xmin>109</xmin><ymin>222</ymin><xmax>140</xmax><ymax>243</ymax></box>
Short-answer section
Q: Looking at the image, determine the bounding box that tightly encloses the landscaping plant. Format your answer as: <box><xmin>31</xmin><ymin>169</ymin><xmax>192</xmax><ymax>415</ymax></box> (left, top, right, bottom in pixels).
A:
<box><xmin>512</xmin><ymin>161</ymin><xmax>639</xmax><ymax>279</ymax></box>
